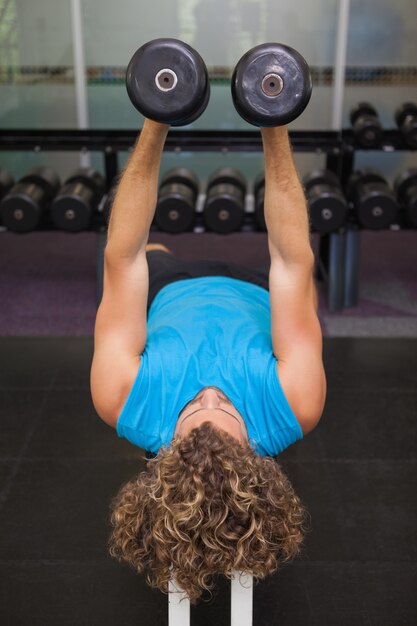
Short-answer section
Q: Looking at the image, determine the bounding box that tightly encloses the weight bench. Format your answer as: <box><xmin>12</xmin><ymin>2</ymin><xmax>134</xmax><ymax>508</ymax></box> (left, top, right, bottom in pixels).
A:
<box><xmin>168</xmin><ymin>571</ymin><xmax>253</xmax><ymax>626</ymax></box>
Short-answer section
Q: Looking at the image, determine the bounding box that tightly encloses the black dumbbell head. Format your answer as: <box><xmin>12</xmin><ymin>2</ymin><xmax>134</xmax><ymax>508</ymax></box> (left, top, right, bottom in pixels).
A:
<box><xmin>50</xmin><ymin>187</ymin><xmax>93</xmax><ymax>232</ymax></box>
<box><xmin>157</xmin><ymin>169</ymin><xmax>199</xmax><ymax>234</ymax></box>
<box><xmin>0</xmin><ymin>183</ymin><xmax>45</xmax><ymax>232</ymax></box>
<box><xmin>350</xmin><ymin>102</ymin><xmax>383</xmax><ymax>148</ymax></box>
<box><xmin>395</xmin><ymin>102</ymin><xmax>417</xmax><ymax>149</ymax></box>
<box><xmin>356</xmin><ymin>186</ymin><xmax>398</xmax><ymax>230</ymax></box>
<box><xmin>348</xmin><ymin>168</ymin><xmax>398</xmax><ymax>229</ymax></box>
<box><xmin>0</xmin><ymin>169</ymin><xmax>14</xmax><ymax>199</ymax></box>
<box><xmin>394</xmin><ymin>169</ymin><xmax>417</xmax><ymax>200</ymax></box>
<box><xmin>394</xmin><ymin>169</ymin><xmax>417</xmax><ymax>228</ymax></box>
<box><xmin>203</xmin><ymin>191</ymin><xmax>245</xmax><ymax>233</ymax></box>
<box><xmin>66</xmin><ymin>168</ymin><xmax>105</xmax><ymax>196</ymax></box>
<box><xmin>304</xmin><ymin>169</ymin><xmax>340</xmax><ymax>192</ymax></box>
<box><xmin>307</xmin><ymin>187</ymin><xmax>348</xmax><ymax>234</ymax></box>
<box><xmin>204</xmin><ymin>168</ymin><xmax>246</xmax><ymax>233</ymax></box>
<box><xmin>156</xmin><ymin>183</ymin><xmax>196</xmax><ymax>233</ymax></box>
<box><xmin>20</xmin><ymin>166</ymin><xmax>61</xmax><ymax>199</ymax></box>
<box><xmin>346</xmin><ymin>167</ymin><xmax>387</xmax><ymax>198</ymax></box>
<box><xmin>0</xmin><ymin>166</ymin><xmax>60</xmax><ymax>232</ymax></box>
<box><xmin>160</xmin><ymin>168</ymin><xmax>199</xmax><ymax>196</ymax></box>
<box><xmin>50</xmin><ymin>168</ymin><xmax>105</xmax><ymax>232</ymax></box>
<box><xmin>126</xmin><ymin>38</ymin><xmax>209</xmax><ymax>126</ymax></box>
<box><xmin>395</xmin><ymin>102</ymin><xmax>417</xmax><ymax>127</ymax></box>
<box><xmin>207</xmin><ymin>167</ymin><xmax>247</xmax><ymax>193</ymax></box>
<box><xmin>349</xmin><ymin>102</ymin><xmax>379</xmax><ymax>126</ymax></box>
<box><xmin>309</xmin><ymin>193</ymin><xmax>348</xmax><ymax>234</ymax></box>
<box><xmin>231</xmin><ymin>42</ymin><xmax>312</xmax><ymax>127</ymax></box>
<box><xmin>304</xmin><ymin>169</ymin><xmax>348</xmax><ymax>233</ymax></box>
<box><xmin>51</xmin><ymin>184</ymin><xmax>97</xmax><ymax>232</ymax></box>
<box><xmin>177</xmin><ymin>80</ymin><xmax>211</xmax><ymax>127</ymax></box>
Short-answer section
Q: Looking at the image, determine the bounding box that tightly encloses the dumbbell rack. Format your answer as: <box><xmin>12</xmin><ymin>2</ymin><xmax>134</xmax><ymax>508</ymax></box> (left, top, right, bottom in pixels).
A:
<box><xmin>326</xmin><ymin>128</ymin><xmax>415</xmax><ymax>310</ymax></box>
<box><xmin>0</xmin><ymin>129</ymin><xmax>339</xmax><ymax>188</ymax></box>
<box><xmin>0</xmin><ymin>127</ymin><xmax>413</xmax><ymax>311</ymax></box>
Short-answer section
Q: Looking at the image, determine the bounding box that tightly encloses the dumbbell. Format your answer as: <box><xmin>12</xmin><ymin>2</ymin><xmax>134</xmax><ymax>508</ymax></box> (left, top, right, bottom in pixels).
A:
<box><xmin>304</xmin><ymin>170</ymin><xmax>349</xmax><ymax>233</ymax></box>
<box><xmin>50</xmin><ymin>167</ymin><xmax>105</xmax><ymax>232</ymax></box>
<box><xmin>253</xmin><ymin>173</ymin><xmax>266</xmax><ymax>231</ymax></box>
<box><xmin>346</xmin><ymin>168</ymin><xmax>399</xmax><ymax>230</ymax></box>
<box><xmin>126</xmin><ymin>38</ymin><xmax>210</xmax><ymax>126</ymax></box>
<box><xmin>0</xmin><ymin>166</ymin><xmax>60</xmax><ymax>233</ymax></box>
<box><xmin>231</xmin><ymin>43</ymin><xmax>312</xmax><ymax>126</ymax></box>
<box><xmin>0</xmin><ymin>169</ymin><xmax>14</xmax><ymax>202</ymax></box>
<box><xmin>350</xmin><ymin>102</ymin><xmax>383</xmax><ymax>148</ymax></box>
<box><xmin>203</xmin><ymin>168</ymin><xmax>246</xmax><ymax>233</ymax></box>
<box><xmin>395</xmin><ymin>103</ymin><xmax>417</xmax><ymax>149</ymax></box>
<box><xmin>155</xmin><ymin>168</ymin><xmax>199</xmax><ymax>233</ymax></box>
<box><xmin>394</xmin><ymin>169</ymin><xmax>417</xmax><ymax>228</ymax></box>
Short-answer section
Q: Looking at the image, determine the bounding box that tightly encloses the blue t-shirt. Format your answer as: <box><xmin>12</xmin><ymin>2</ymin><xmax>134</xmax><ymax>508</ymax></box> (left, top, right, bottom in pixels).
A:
<box><xmin>116</xmin><ymin>276</ymin><xmax>303</xmax><ymax>456</ymax></box>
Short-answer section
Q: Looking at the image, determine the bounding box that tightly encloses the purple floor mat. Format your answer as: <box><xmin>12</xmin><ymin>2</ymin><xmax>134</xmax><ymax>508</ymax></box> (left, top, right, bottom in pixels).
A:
<box><xmin>0</xmin><ymin>230</ymin><xmax>416</xmax><ymax>337</ymax></box>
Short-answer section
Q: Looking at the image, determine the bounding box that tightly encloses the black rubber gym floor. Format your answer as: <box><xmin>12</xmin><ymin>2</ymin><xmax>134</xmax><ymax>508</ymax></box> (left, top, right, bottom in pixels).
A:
<box><xmin>1</xmin><ymin>337</ymin><xmax>416</xmax><ymax>625</ymax></box>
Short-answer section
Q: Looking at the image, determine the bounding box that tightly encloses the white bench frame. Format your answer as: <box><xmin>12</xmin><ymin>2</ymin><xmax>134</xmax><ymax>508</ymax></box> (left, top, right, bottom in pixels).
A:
<box><xmin>168</xmin><ymin>571</ymin><xmax>253</xmax><ymax>626</ymax></box>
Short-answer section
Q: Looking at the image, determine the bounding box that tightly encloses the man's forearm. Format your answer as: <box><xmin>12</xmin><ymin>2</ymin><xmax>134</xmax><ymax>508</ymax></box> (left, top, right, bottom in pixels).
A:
<box><xmin>260</xmin><ymin>126</ymin><xmax>313</xmax><ymax>265</ymax></box>
<box><xmin>106</xmin><ymin>119</ymin><xmax>169</xmax><ymax>260</ymax></box>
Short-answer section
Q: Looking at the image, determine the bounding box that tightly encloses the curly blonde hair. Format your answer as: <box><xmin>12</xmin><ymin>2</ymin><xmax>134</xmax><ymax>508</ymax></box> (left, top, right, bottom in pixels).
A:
<box><xmin>108</xmin><ymin>422</ymin><xmax>308</xmax><ymax>603</ymax></box>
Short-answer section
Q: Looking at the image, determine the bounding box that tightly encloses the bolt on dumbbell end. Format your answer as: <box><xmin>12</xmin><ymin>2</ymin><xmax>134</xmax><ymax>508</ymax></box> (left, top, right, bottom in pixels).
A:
<box><xmin>155</xmin><ymin>69</ymin><xmax>178</xmax><ymax>92</ymax></box>
<box><xmin>261</xmin><ymin>73</ymin><xmax>284</xmax><ymax>97</ymax></box>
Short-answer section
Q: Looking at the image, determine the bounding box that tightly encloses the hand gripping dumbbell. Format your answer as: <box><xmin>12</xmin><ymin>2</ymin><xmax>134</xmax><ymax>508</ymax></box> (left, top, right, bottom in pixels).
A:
<box><xmin>126</xmin><ymin>38</ymin><xmax>210</xmax><ymax>126</ymax></box>
<box><xmin>203</xmin><ymin>168</ymin><xmax>247</xmax><ymax>233</ymax></box>
<box><xmin>394</xmin><ymin>169</ymin><xmax>417</xmax><ymax>228</ymax></box>
<box><xmin>231</xmin><ymin>43</ymin><xmax>312</xmax><ymax>126</ymax></box>
<box><xmin>253</xmin><ymin>173</ymin><xmax>266</xmax><ymax>231</ymax></box>
<box><xmin>346</xmin><ymin>168</ymin><xmax>399</xmax><ymax>230</ymax></box>
<box><xmin>395</xmin><ymin>103</ymin><xmax>417</xmax><ymax>149</ymax></box>
<box><xmin>0</xmin><ymin>166</ymin><xmax>60</xmax><ymax>233</ymax></box>
<box><xmin>50</xmin><ymin>167</ymin><xmax>105</xmax><ymax>232</ymax></box>
<box><xmin>304</xmin><ymin>170</ymin><xmax>349</xmax><ymax>233</ymax></box>
<box><xmin>0</xmin><ymin>169</ymin><xmax>14</xmax><ymax>203</ymax></box>
<box><xmin>155</xmin><ymin>168</ymin><xmax>199</xmax><ymax>233</ymax></box>
<box><xmin>349</xmin><ymin>102</ymin><xmax>383</xmax><ymax>148</ymax></box>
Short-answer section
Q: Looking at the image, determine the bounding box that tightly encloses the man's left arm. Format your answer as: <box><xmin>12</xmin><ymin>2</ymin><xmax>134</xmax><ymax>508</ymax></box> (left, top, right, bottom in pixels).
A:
<box><xmin>105</xmin><ymin>119</ymin><xmax>169</xmax><ymax>260</ymax></box>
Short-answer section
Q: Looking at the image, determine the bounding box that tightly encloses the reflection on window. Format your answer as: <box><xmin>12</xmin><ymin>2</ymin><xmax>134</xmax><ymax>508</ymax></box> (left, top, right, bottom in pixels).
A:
<box><xmin>0</xmin><ymin>0</ymin><xmax>19</xmax><ymax>77</ymax></box>
<box><xmin>178</xmin><ymin>0</ymin><xmax>267</xmax><ymax>65</ymax></box>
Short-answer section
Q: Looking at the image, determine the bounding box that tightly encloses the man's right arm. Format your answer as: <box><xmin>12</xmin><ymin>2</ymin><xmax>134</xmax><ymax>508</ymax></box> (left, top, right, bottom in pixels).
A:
<box><xmin>261</xmin><ymin>126</ymin><xmax>326</xmax><ymax>435</ymax></box>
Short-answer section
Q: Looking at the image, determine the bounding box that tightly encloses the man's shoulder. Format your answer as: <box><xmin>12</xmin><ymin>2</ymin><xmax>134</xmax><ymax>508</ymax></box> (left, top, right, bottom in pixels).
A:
<box><xmin>276</xmin><ymin>359</ymin><xmax>326</xmax><ymax>436</ymax></box>
<box><xmin>91</xmin><ymin>353</ymin><xmax>142</xmax><ymax>429</ymax></box>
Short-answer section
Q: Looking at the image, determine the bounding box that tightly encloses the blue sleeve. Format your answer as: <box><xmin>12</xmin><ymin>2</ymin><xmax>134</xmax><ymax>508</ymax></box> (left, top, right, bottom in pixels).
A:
<box><xmin>250</xmin><ymin>355</ymin><xmax>303</xmax><ymax>456</ymax></box>
<box><xmin>267</xmin><ymin>355</ymin><xmax>303</xmax><ymax>453</ymax></box>
<box><xmin>115</xmin><ymin>350</ymin><xmax>164</xmax><ymax>453</ymax></box>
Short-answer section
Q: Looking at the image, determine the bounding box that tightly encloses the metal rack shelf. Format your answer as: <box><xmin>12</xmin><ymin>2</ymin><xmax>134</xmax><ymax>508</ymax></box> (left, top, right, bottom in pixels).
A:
<box><xmin>0</xmin><ymin>127</ymin><xmax>414</xmax><ymax>311</ymax></box>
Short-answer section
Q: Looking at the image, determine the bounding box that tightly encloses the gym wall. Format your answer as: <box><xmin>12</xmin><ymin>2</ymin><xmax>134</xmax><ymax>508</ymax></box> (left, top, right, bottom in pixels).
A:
<box><xmin>1</xmin><ymin>0</ymin><xmax>416</xmax><ymax>183</ymax></box>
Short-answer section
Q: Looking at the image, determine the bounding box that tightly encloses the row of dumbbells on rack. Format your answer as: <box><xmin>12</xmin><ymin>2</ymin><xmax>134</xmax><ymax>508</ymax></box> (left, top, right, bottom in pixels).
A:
<box><xmin>0</xmin><ymin>165</ymin><xmax>417</xmax><ymax>234</ymax></box>
<box><xmin>0</xmin><ymin>166</ymin><xmax>105</xmax><ymax>233</ymax></box>
<box><xmin>350</xmin><ymin>101</ymin><xmax>417</xmax><ymax>148</ymax></box>
<box><xmin>149</xmin><ymin>167</ymin><xmax>417</xmax><ymax>233</ymax></box>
